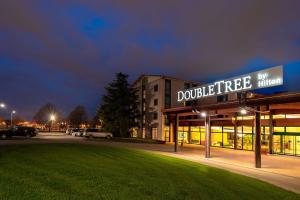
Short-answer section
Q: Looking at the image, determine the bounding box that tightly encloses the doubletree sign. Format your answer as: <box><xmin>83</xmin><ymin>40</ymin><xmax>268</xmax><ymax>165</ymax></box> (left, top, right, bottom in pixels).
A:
<box><xmin>177</xmin><ymin>66</ymin><xmax>283</xmax><ymax>102</ymax></box>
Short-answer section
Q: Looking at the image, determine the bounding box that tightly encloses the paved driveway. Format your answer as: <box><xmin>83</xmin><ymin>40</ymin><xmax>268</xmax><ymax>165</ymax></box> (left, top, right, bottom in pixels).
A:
<box><xmin>1</xmin><ymin>133</ymin><xmax>300</xmax><ymax>194</ymax></box>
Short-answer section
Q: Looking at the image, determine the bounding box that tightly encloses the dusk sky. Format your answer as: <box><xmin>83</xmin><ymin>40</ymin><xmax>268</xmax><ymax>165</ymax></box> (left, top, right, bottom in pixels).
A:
<box><xmin>1</xmin><ymin>0</ymin><xmax>300</xmax><ymax>120</ymax></box>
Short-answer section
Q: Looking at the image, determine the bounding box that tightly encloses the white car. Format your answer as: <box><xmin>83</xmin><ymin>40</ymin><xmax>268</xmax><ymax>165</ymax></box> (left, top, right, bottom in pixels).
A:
<box><xmin>66</xmin><ymin>128</ymin><xmax>74</xmax><ymax>135</ymax></box>
<box><xmin>71</xmin><ymin>129</ymin><xmax>84</xmax><ymax>137</ymax></box>
<box><xmin>84</xmin><ymin>128</ymin><xmax>113</xmax><ymax>139</ymax></box>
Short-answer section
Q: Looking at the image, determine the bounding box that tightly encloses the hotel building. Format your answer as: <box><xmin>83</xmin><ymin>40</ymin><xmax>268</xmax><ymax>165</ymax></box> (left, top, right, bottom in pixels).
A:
<box><xmin>133</xmin><ymin>73</ymin><xmax>300</xmax><ymax>157</ymax></box>
<box><xmin>132</xmin><ymin>75</ymin><xmax>200</xmax><ymax>140</ymax></box>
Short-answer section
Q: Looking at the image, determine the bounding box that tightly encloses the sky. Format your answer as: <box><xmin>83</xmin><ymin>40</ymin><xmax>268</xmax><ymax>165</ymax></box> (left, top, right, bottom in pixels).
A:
<box><xmin>0</xmin><ymin>0</ymin><xmax>300</xmax><ymax>120</ymax></box>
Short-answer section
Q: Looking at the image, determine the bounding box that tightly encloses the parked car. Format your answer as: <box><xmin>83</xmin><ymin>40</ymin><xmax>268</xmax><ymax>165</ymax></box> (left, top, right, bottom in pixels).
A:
<box><xmin>84</xmin><ymin>128</ymin><xmax>113</xmax><ymax>139</ymax></box>
<box><xmin>66</xmin><ymin>128</ymin><xmax>74</xmax><ymax>135</ymax></box>
<box><xmin>12</xmin><ymin>126</ymin><xmax>38</xmax><ymax>137</ymax></box>
<box><xmin>0</xmin><ymin>129</ymin><xmax>13</xmax><ymax>139</ymax></box>
<box><xmin>0</xmin><ymin>126</ymin><xmax>38</xmax><ymax>139</ymax></box>
<box><xmin>71</xmin><ymin>129</ymin><xmax>84</xmax><ymax>137</ymax></box>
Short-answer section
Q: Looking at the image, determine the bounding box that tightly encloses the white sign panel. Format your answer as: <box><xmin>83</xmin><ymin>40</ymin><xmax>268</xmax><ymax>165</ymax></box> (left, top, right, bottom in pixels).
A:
<box><xmin>177</xmin><ymin>66</ymin><xmax>283</xmax><ymax>102</ymax></box>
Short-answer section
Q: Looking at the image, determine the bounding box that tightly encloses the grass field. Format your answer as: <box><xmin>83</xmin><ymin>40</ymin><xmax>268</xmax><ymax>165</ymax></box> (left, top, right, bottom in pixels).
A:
<box><xmin>0</xmin><ymin>143</ymin><xmax>299</xmax><ymax>200</ymax></box>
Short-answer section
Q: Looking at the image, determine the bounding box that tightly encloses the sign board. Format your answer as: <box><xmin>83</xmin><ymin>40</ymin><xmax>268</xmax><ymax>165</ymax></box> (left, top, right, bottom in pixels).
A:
<box><xmin>177</xmin><ymin>66</ymin><xmax>283</xmax><ymax>102</ymax></box>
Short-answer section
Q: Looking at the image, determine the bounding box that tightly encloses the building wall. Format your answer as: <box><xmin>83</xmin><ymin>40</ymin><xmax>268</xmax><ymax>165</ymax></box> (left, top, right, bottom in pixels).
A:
<box><xmin>133</xmin><ymin>75</ymin><xmax>256</xmax><ymax>141</ymax></box>
<box><xmin>133</xmin><ymin>75</ymin><xmax>200</xmax><ymax>141</ymax></box>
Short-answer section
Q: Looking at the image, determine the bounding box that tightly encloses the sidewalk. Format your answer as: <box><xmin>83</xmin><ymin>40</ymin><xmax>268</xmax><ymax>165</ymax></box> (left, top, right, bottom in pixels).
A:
<box><xmin>95</xmin><ymin>141</ymin><xmax>300</xmax><ymax>194</ymax></box>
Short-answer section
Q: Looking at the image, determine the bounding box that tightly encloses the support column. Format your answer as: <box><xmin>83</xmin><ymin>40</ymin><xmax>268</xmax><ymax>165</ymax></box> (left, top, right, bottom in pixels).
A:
<box><xmin>255</xmin><ymin>107</ymin><xmax>262</xmax><ymax>168</ymax></box>
<box><xmin>234</xmin><ymin>115</ymin><xmax>238</xmax><ymax>150</ymax></box>
<box><xmin>205</xmin><ymin>116</ymin><xmax>211</xmax><ymax>158</ymax></box>
<box><xmin>170</xmin><ymin>122</ymin><xmax>174</xmax><ymax>143</ymax></box>
<box><xmin>174</xmin><ymin>115</ymin><xmax>179</xmax><ymax>152</ymax></box>
<box><xmin>269</xmin><ymin>111</ymin><xmax>274</xmax><ymax>154</ymax></box>
<box><xmin>188</xmin><ymin>124</ymin><xmax>191</xmax><ymax>144</ymax></box>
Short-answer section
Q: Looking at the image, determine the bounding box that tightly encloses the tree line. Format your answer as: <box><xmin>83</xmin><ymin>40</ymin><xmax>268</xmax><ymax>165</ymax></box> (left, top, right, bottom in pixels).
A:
<box><xmin>33</xmin><ymin>73</ymin><xmax>140</xmax><ymax>137</ymax></box>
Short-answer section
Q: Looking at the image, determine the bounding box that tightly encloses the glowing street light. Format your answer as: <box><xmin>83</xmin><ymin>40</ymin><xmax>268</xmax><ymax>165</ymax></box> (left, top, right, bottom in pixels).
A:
<box><xmin>201</xmin><ymin>112</ymin><xmax>207</xmax><ymax>118</ymax></box>
<box><xmin>240</xmin><ymin>108</ymin><xmax>247</xmax><ymax>115</ymax></box>
<box><xmin>11</xmin><ymin>110</ymin><xmax>16</xmax><ymax>126</ymax></box>
<box><xmin>0</xmin><ymin>103</ymin><xmax>5</xmax><ymax>108</ymax></box>
<box><xmin>50</xmin><ymin>114</ymin><xmax>56</xmax><ymax>121</ymax></box>
<box><xmin>49</xmin><ymin>114</ymin><xmax>56</xmax><ymax>132</ymax></box>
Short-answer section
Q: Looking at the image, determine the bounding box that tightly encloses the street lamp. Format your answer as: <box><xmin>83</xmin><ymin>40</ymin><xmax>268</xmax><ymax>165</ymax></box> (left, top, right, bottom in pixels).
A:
<box><xmin>49</xmin><ymin>114</ymin><xmax>56</xmax><ymax>132</ymax></box>
<box><xmin>0</xmin><ymin>103</ymin><xmax>5</xmax><ymax>108</ymax></box>
<box><xmin>50</xmin><ymin>114</ymin><xmax>56</xmax><ymax>121</ymax></box>
<box><xmin>11</xmin><ymin>110</ymin><xmax>16</xmax><ymax>127</ymax></box>
<box><xmin>240</xmin><ymin>108</ymin><xmax>247</xmax><ymax>115</ymax></box>
<box><xmin>201</xmin><ymin>112</ymin><xmax>207</xmax><ymax>117</ymax></box>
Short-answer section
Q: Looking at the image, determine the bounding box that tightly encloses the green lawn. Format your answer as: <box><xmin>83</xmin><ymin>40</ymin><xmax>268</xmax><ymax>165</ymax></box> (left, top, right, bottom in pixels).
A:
<box><xmin>0</xmin><ymin>143</ymin><xmax>298</xmax><ymax>200</ymax></box>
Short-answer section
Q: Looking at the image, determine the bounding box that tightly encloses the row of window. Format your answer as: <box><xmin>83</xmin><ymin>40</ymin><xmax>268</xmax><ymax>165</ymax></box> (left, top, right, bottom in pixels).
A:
<box><xmin>164</xmin><ymin>126</ymin><xmax>300</xmax><ymax>156</ymax></box>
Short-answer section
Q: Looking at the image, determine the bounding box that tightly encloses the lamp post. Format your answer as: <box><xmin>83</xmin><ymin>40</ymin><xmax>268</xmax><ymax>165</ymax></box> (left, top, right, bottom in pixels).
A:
<box><xmin>11</xmin><ymin>110</ymin><xmax>16</xmax><ymax>127</ymax></box>
<box><xmin>240</xmin><ymin>106</ymin><xmax>270</xmax><ymax>168</ymax></box>
<box><xmin>49</xmin><ymin>114</ymin><xmax>56</xmax><ymax>132</ymax></box>
<box><xmin>192</xmin><ymin>108</ymin><xmax>215</xmax><ymax>158</ymax></box>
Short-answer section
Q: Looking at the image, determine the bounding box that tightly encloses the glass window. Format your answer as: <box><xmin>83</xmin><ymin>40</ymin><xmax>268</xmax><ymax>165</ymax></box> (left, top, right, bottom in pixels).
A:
<box><xmin>164</xmin><ymin>127</ymin><xmax>170</xmax><ymax>142</ymax></box>
<box><xmin>153</xmin><ymin>112</ymin><xmax>158</xmax><ymax>120</ymax></box>
<box><xmin>243</xmin><ymin>134</ymin><xmax>253</xmax><ymax>151</ymax></box>
<box><xmin>154</xmin><ymin>99</ymin><xmax>158</xmax><ymax>106</ymax></box>
<box><xmin>273</xmin><ymin>135</ymin><xmax>283</xmax><ymax>154</ymax></box>
<box><xmin>237</xmin><ymin>127</ymin><xmax>243</xmax><ymax>150</ymax></box>
<box><xmin>200</xmin><ymin>127</ymin><xmax>206</xmax><ymax>145</ymax></box>
<box><xmin>142</xmin><ymin>128</ymin><xmax>146</xmax><ymax>139</ymax></box>
<box><xmin>190</xmin><ymin>126</ymin><xmax>200</xmax><ymax>144</ymax></box>
<box><xmin>211</xmin><ymin>126</ymin><xmax>222</xmax><ymax>133</ymax></box>
<box><xmin>152</xmin><ymin>128</ymin><xmax>158</xmax><ymax>139</ymax></box>
<box><xmin>286</xmin><ymin>127</ymin><xmax>300</xmax><ymax>133</ymax></box>
<box><xmin>274</xmin><ymin>127</ymin><xmax>285</xmax><ymax>133</ymax></box>
<box><xmin>286</xmin><ymin>114</ymin><xmax>300</xmax><ymax>119</ymax></box>
<box><xmin>154</xmin><ymin>84</ymin><xmax>158</xmax><ymax>92</ymax></box>
<box><xmin>211</xmin><ymin>132</ymin><xmax>222</xmax><ymax>147</ymax></box>
<box><xmin>217</xmin><ymin>95</ymin><xmax>228</xmax><ymax>102</ymax></box>
<box><xmin>243</xmin><ymin>126</ymin><xmax>253</xmax><ymax>134</ymax></box>
<box><xmin>284</xmin><ymin>135</ymin><xmax>295</xmax><ymax>155</ymax></box>
<box><xmin>261</xmin><ymin>115</ymin><xmax>270</xmax><ymax>120</ymax></box>
<box><xmin>296</xmin><ymin>136</ymin><xmax>300</xmax><ymax>156</ymax></box>
<box><xmin>223</xmin><ymin>126</ymin><xmax>234</xmax><ymax>149</ymax></box>
<box><xmin>178</xmin><ymin>126</ymin><xmax>189</xmax><ymax>143</ymax></box>
<box><xmin>211</xmin><ymin>126</ymin><xmax>222</xmax><ymax>147</ymax></box>
<box><xmin>273</xmin><ymin>114</ymin><xmax>286</xmax><ymax>119</ymax></box>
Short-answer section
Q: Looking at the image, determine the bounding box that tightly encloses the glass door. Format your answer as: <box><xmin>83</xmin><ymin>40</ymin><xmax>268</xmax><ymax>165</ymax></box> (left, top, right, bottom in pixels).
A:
<box><xmin>296</xmin><ymin>136</ymin><xmax>300</xmax><ymax>156</ymax></box>
<box><xmin>284</xmin><ymin>135</ymin><xmax>295</xmax><ymax>155</ymax></box>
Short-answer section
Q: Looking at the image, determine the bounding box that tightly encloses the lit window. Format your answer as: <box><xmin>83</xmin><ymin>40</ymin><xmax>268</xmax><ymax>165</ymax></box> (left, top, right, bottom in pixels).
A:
<box><xmin>286</xmin><ymin>114</ymin><xmax>300</xmax><ymax>119</ymax></box>
<box><xmin>152</xmin><ymin>128</ymin><xmax>158</xmax><ymax>139</ymax></box>
<box><xmin>273</xmin><ymin>114</ymin><xmax>286</xmax><ymax>119</ymax></box>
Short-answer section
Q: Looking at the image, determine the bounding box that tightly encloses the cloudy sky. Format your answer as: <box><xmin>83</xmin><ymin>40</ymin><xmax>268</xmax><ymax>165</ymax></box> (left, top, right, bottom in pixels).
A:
<box><xmin>0</xmin><ymin>0</ymin><xmax>300</xmax><ymax>120</ymax></box>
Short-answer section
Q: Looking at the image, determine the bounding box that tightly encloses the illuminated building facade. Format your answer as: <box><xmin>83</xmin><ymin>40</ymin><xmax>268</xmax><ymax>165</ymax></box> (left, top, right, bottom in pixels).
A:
<box><xmin>162</xmin><ymin>92</ymin><xmax>300</xmax><ymax>157</ymax></box>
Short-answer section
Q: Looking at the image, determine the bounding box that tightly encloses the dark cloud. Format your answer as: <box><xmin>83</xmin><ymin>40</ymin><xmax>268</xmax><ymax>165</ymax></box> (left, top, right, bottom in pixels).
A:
<box><xmin>0</xmin><ymin>0</ymin><xmax>300</xmax><ymax>119</ymax></box>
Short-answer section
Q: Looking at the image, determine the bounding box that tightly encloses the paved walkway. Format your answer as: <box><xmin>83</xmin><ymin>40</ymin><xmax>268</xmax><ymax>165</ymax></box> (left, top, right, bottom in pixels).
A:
<box><xmin>1</xmin><ymin>134</ymin><xmax>300</xmax><ymax>194</ymax></box>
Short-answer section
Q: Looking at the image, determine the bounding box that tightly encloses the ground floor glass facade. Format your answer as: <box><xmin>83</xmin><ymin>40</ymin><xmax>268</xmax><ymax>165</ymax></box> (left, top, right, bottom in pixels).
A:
<box><xmin>176</xmin><ymin>125</ymin><xmax>299</xmax><ymax>156</ymax></box>
<box><xmin>273</xmin><ymin>127</ymin><xmax>300</xmax><ymax>156</ymax></box>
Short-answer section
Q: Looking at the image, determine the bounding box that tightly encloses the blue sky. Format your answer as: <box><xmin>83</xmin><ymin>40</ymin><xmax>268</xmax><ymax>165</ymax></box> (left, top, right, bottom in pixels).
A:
<box><xmin>0</xmin><ymin>0</ymin><xmax>300</xmax><ymax>120</ymax></box>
